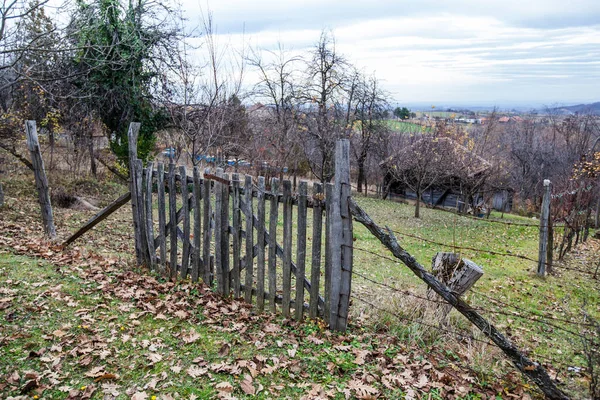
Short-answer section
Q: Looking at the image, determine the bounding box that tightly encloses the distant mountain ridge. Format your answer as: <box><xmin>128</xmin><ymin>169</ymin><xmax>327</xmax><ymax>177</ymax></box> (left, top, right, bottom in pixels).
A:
<box><xmin>548</xmin><ymin>102</ymin><xmax>600</xmax><ymax>115</ymax></box>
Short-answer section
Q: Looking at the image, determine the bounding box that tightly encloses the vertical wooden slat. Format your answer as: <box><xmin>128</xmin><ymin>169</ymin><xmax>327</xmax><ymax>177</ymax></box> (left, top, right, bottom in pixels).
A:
<box><xmin>192</xmin><ymin>166</ymin><xmax>202</xmax><ymax>283</ymax></box>
<box><xmin>295</xmin><ymin>181</ymin><xmax>308</xmax><ymax>320</ymax></box>
<box><xmin>168</xmin><ymin>163</ymin><xmax>177</xmax><ymax>280</ymax></box>
<box><xmin>309</xmin><ymin>182</ymin><xmax>323</xmax><ymax>318</ymax></box>
<box><xmin>144</xmin><ymin>162</ymin><xmax>156</xmax><ymax>271</ymax></box>
<box><xmin>282</xmin><ymin>180</ymin><xmax>293</xmax><ymax>318</ymax></box>
<box><xmin>134</xmin><ymin>159</ymin><xmax>147</xmax><ymax>266</ymax></box>
<box><xmin>214</xmin><ymin>167</ymin><xmax>224</xmax><ymax>294</ymax></box>
<box><xmin>126</xmin><ymin>122</ymin><xmax>141</xmax><ymax>263</ymax></box>
<box><xmin>324</xmin><ymin>183</ymin><xmax>333</xmax><ymax>324</ymax></box>
<box><xmin>232</xmin><ymin>173</ymin><xmax>242</xmax><ymax>298</ymax></box>
<box><xmin>244</xmin><ymin>175</ymin><xmax>254</xmax><ymax>303</ymax></box>
<box><xmin>157</xmin><ymin>163</ymin><xmax>167</xmax><ymax>274</ymax></box>
<box><xmin>25</xmin><ymin>120</ymin><xmax>56</xmax><ymax>239</ymax></box>
<box><xmin>256</xmin><ymin>176</ymin><xmax>266</xmax><ymax>311</ymax></box>
<box><xmin>180</xmin><ymin>166</ymin><xmax>190</xmax><ymax>280</ymax></box>
<box><xmin>221</xmin><ymin>171</ymin><xmax>230</xmax><ymax>295</ymax></box>
<box><xmin>268</xmin><ymin>177</ymin><xmax>280</xmax><ymax>313</ymax></box>
<box><xmin>202</xmin><ymin>168</ymin><xmax>212</xmax><ymax>285</ymax></box>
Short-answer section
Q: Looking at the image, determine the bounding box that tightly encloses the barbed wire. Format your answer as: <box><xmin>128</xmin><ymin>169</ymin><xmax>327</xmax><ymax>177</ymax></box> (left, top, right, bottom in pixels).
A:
<box><xmin>349</xmin><ymin>245</ymin><xmax>598</xmax><ymax>338</ymax></box>
<box><xmin>383</xmin><ymin>227</ymin><xmax>597</xmax><ymax>276</ymax></box>
<box><xmin>350</xmin><ymin>294</ymin><xmax>494</xmax><ymax>347</ymax></box>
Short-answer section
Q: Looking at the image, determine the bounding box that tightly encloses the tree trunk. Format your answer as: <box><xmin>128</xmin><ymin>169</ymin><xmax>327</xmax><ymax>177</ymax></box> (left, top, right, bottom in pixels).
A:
<box><xmin>49</xmin><ymin>131</ymin><xmax>55</xmax><ymax>170</ymax></box>
<box><xmin>89</xmin><ymin>135</ymin><xmax>96</xmax><ymax>178</ymax></box>
<box><xmin>357</xmin><ymin>155</ymin><xmax>366</xmax><ymax>194</ymax></box>
<box><xmin>415</xmin><ymin>187</ymin><xmax>421</xmax><ymax>218</ymax></box>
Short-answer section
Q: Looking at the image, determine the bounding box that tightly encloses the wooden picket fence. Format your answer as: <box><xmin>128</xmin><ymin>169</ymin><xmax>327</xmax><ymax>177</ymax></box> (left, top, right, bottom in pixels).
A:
<box><xmin>127</xmin><ymin>124</ymin><xmax>353</xmax><ymax>330</ymax></box>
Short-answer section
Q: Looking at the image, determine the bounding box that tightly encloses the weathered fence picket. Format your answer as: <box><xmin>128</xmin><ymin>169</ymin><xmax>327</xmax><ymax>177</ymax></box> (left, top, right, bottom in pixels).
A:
<box><xmin>282</xmin><ymin>180</ymin><xmax>293</xmax><ymax>318</ymax></box>
<box><xmin>168</xmin><ymin>164</ymin><xmax>177</xmax><ymax>279</ymax></box>
<box><xmin>232</xmin><ymin>173</ymin><xmax>242</xmax><ymax>298</ymax></box>
<box><xmin>296</xmin><ymin>181</ymin><xmax>308</xmax><ymax>321</ymax></box>
<box><xmin>256</xmin><ymin>176</ymin><xmax>266</xmax><ymax>311</ymax></box>
<box><xmin>268</xmin><ymin>178</ymin><xmax>279</xmax><ymax>312</ymax></box>
<box><xmin>202</xmin><ymin>168</ymin><xmax>212</xmax><ymax>285</ymax></box>
<box><xmin>180</xmin><ymin>166</ymin><xmax>190</xmax><ymax>280</ymax></box>
<box><xmin>157</xmin><ymin>163</ymin><xmax>167</xmax><ymax>274</ymax></box>
<box><xmin>244</xmin><ymin>175</ymin><xmax>254</xmax><ymax>303</ymax></box>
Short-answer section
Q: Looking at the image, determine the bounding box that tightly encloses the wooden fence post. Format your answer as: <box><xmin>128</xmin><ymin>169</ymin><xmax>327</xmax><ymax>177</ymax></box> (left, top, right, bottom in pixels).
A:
<box><xmin>127</xmin><ymin>122</ymin><xmax>142</xmax><ymax>264</ymax></box>
<box><xmin>0</xmin><ymin>183</ymin><xmax>4</xmax><ymax>207</ymax></box>
<box><xmin>329</xmin><ymin>139</ymin><xmax>353</xmax><ymax>331</ymax></box>
<box><xmin>25</xmin><ymin>120</ymin><xmax>56</xmax><ymax>239</ymax></box>
<box><xmin>538</xmin><ymin>179</ymin><xmax>551</xmax><ymax>277</ymax></box>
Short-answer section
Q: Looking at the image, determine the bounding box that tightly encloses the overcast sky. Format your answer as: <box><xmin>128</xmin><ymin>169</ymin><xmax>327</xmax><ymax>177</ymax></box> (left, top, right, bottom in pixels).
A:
<box><xmin>183</xmin><ymin>0</ymin><xmax>600</xmax><ymax>108</ymax></box>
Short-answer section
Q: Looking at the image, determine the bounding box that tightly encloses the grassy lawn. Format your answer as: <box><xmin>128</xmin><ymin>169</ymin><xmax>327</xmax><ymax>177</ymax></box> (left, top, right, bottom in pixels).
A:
<box><xmin>384</xmin><ymin>120</ymin><xmax>430</xmax><ymax>133</ymax></box>
<box><xmin>0</xmin><ymin>160</ymin><xmax>598</xmax><ymax>398</ymax></box>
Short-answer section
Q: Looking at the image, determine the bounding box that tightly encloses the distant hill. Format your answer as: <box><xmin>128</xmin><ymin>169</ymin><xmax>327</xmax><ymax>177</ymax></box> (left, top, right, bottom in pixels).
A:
<box><xmin>548</xmin><ymin>102</ymin><xmax>600</xmax><ymax>115</ymax></box>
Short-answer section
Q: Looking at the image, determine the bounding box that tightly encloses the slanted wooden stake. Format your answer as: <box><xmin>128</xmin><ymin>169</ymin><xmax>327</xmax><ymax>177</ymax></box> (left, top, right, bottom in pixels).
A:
<box><xmin>25</xmin><ymin>120</ymin><xmax>56</xmax><ymax>239</ymax></box>
<box><xmin>538</xmin><ymin>179</ymin><xmax>551</xmax><ymax>277</ymax></box>
<box><xmin>427</xmin><ymin>252</ymin><xmax>483</xmax><ymax>325</ymax></box>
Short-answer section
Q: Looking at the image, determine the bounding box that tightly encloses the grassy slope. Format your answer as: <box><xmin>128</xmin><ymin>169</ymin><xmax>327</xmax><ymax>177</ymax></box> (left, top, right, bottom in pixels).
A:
<box><xmin>0</xmin><ymin>158</ymin><xmax>598</xmax><ymax>398</ymax></box>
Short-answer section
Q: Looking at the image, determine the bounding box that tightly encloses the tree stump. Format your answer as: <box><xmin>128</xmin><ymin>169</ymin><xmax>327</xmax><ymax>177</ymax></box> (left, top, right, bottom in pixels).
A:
<box><xmin>427</xmin><ymin>252</ymin><xmax>484</xmax><ymax>325</ymax></box>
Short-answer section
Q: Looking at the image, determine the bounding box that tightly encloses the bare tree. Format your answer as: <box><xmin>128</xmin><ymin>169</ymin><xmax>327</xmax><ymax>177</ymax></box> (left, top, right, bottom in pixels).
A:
<box><xmin>299</xmin><ymin>30</ymin><xmax>350</xmax><ymax>183</ymax></box>
<box><xmin>350</xmin><ymin>72</ymin><xmax>390</xmax><ymax>194</ymax></box>
<box><xmin>247</xmin><ymin>43</ymin><xmax>303</xmax><ymax>180</ymax></box>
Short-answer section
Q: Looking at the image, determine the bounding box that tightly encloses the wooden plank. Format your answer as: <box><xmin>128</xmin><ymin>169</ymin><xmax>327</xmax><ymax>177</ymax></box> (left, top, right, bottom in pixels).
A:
<box><xmin>157</xmin><ymin>163</ymin><xmax>167</xmax><ymax>274</ymax></box>
<box><xmin>126</xmin><ymin>122</ymin><xmax>141</xmax><ymax>262</ymax></box>
<box><xmin>134</xmin><ymin>159</ymin><xmax>148</xmax><ymax>266</ymax></box>
<box><xmin>244</xmin><ymin>175</ymin><xmax>254</xmax><ymax>303</ymax></box>
<box><xmin>256</xmin><ymin>176</ymin><xmax>266</xmax><ymax>311</ymax></box>
<box><xmin>330</xmin><ymin>139</ymin><xmax>352</xmax><ymax>331</ymax></box>
<box><xmin>144</xmin><ymin>163</ymin><xmax>156</xmax><ymax>271</ymax></box>
<box><xmin>295</xmin><ymin>181</ymin><xmax>308</xmax><ymax>321</ymax></box>
<box><xmin>282</xmin><ymin>180</ymin><xmax>293</xmax><ymax>318</ymax></box>
<box><xmin>25</xmin><ymin>121</ymin><xmax>56</xmax><ymax>239</ymax></box>
<box><xmin>192</xmin><ymin>166</ymin><xmax>202</xmax><ymax>283</ymax></box>
<box><xmin>168</xmin><ymin>163</ymin><xmax>178</xmax><ymax>280</ymax></box>
<box><xmin>268</xmin><ymin>177</ymin><xmax>280</xmax><ymax>313</ymax></box>
<box><xmin>232</xmin><ymin>173</ymin><xmax>242</xmax><ymax>298</ymax></box>
<box><xmin>324</xmin><ymin>183</ymin><xmax>333</xmax><ymax>324</ymax></box>
<box><xmin>62</xmin><ymin>192</ymin><xmax>131</xmax><ymax>247</ymax></box>
<box><xmin>202</xmin><ymin>169</ymin><xmax>212</xmax><ymax>285</ymax></box>
<box><xmin>221</xmin><ymin>171</ymin><xmax>230</xmax><ymax>295</ymax></box>
<box><xmin>214</xmin><ymin>168</ymin><xmax>224</xmax><ymax>293</ymax></box>
<box><xmin>180</xmin><ymin>166</ymin><xmax>191</xmax><ymax>280</ymax></box>
<box><xmin>538</xmin><ymin>179</ymin><xmax>551</xmax><ymax>276</ymax></box>
<box><xmin>309</xmin><ymin>183</ymin><xmax>323</xmax><ymax>318</ymax></box>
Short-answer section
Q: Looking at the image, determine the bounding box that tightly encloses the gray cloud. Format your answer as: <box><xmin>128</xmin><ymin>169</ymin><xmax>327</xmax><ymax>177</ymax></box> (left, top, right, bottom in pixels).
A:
<box><xmin>186</xmin><ymin>0</ymin><xmax>600</xmax><ymax>104</ymax></box>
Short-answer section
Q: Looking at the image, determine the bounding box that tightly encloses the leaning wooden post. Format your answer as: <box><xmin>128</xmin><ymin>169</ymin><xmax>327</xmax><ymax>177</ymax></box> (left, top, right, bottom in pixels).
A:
<box><xmin>538</xmin><ymin>179</ymin><xmax>551</xmax><ymax>277</ymax></box>
<box><xmin>127</xmin><ymin>122</ymin><xmax>142</xmax><ymax>264</ymax></box>
<box><xmin>329</xmin><ymin>139</ymin><xmax>353</xmax><ymax>331</ymax></box>
<box><xmin>25</xmin><ymin>121</ymin><xmax>56</xmax><ymax>239</ymax></box>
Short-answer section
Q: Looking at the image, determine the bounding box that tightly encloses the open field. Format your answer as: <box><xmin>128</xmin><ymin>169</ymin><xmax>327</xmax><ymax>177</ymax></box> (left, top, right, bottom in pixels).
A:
<box><xmin>385</xmin><ymin>120</ymin><xmax>430</xmax><ymax>133</ymax></box>
<box><xmin>0</xmin><ymin>157</ymin><xmax>598</xmax><ymax>398</ymax></box>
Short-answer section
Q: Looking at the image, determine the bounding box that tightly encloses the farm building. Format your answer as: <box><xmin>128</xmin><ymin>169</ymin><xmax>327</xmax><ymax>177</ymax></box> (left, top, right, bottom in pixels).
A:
<box><xmin>381</xmin><ymin>137</ymin><xmax>512</xmax><ymax>212</ymax></box>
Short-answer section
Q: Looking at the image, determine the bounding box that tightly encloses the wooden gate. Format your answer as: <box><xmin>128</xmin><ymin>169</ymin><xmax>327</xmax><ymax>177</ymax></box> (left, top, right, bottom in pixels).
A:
<box><xmin>128</xmin><ymin>125</ymin><xmax>353</xmax><ymax>330</ymax></box>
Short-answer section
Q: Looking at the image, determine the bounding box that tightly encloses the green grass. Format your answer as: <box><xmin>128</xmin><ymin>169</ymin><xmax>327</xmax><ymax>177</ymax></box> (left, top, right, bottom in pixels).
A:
<box><xmin>0</xmin><ymin>159</ymin><xmax>597</xmax><ymax>398</ymax></box>
<box><xmin>0</xmin><ymin>251</ymin><xmax>511</xmax><ymax>399</ymax></box>
<box><xmin>385</xmin><ymin>120</ymin><xmax>431</xmax><ymax>133</ymax></box>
